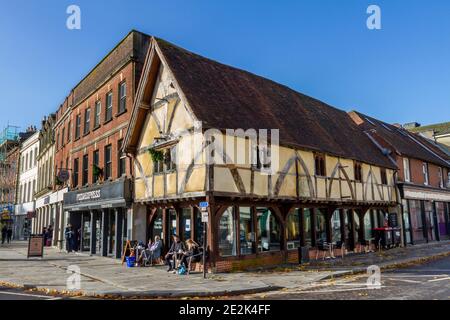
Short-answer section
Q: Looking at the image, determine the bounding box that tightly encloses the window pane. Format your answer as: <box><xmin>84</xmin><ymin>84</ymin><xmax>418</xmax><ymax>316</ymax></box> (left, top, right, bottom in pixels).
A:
<box><xmin>257</xmin><ymin>207</ymin><xmax>281</xmax><ymax>252</ymax></box>
<box><xmin>304</xmin><ymin>208</ymin><xmax>312</xmax><ymax>246</ymax></box>
<box><xmin>119</xmin><ymin>82</ymin><xmax>126</xmax><ymax>113</ymax></box>
<box><xmin>364</xmin><ymin>211</ymin><xmax>373</xmax><ymax>240</ymax></box>
<box><xmin>106</xmin><ymin>93</ymin><xmax>113</xmax><ymax>121</ymax></box>
<box><xmin>218</xmin><ymin>207</ymin><xmax>236</xmax><ymax>257</ymax></box>
<box><xmin>104</xmin><ymin>145</ymin><xmax>112</xmax><ymax>179</ymax></box>
<box><xmin>331</xmin><ymin>210</ymin><xmax>341</xmax><ymax>243</ymax></box>
<box><xmin>181</xmin><ymin>208</ymin><xmax>191</xmax><ymax>241</ymax></box>
<box><xmin>239</xmin><ymin>206</ymin><xmax>255</xmax><ymax>255</ymax></box>
<box><xmin>286</xmin><ymin>209</ymin><xmax>301</xmax><ymax>249</ymax></box>
<box><xmin>150</xmin><ymin>209</ymin><xmax>163</xmax><ymax>241</ymax></box>
<box><xmin>315</xmin><ymin>209</ymin><xmax>327</xmax><ymax>244</ymax></box>
<box><xmin>194</xmin><ymin>208</ymin><xmax>205</xmax><ymax>246</ymax></box>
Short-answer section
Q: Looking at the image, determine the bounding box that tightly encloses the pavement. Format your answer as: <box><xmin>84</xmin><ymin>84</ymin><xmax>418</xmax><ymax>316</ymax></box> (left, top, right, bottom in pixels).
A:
<box><xmin>0</xmin><ymin>241</ymin><xmax>449</xmax><ymax>299</ymax></box>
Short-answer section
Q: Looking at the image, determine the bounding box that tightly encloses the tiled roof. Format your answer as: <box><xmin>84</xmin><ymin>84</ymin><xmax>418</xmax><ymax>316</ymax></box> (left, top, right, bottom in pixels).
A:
<box><xmin>155</xmin><ymin>38</ymin><xmax>396</xmax><ymax>169</ymax></box>
<box><xmin>350</xmin><ymin>111</ymin><xmax>449</xmax><ymax>168</ymax></box>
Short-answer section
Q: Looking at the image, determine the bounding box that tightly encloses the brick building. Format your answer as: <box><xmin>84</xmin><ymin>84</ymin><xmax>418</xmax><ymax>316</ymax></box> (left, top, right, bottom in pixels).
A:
<box><xmin>350</xmin><ymin>111</ymin><xmax>450</xmax><ymax>244</ymax></box>
<box><xmin>53</xmin><ymin>30</ymin><xmax>151</xmax><ymax>256</ymax></box>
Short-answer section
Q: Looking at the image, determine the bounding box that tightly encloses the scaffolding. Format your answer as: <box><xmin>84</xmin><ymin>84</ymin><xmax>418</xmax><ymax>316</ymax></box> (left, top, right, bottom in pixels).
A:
<box><xmin>0</xmin><ymin>125</ymin><xmax>20</xmax><ymax>223</ymax></box>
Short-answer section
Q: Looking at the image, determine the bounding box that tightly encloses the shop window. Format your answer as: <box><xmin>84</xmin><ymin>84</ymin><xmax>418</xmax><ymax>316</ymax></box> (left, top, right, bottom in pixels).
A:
<box><xmin>149</xmin><ymin>209</ymin><xmax>163</xmax><ymax>242</ymax></box>
<box><xmin>354</xmin><ymin>162</ymin><xmax>362</xmax><ymax>182</ymax></box>
<box><xmin>168</xmin><ymin>208</ymin><xmax>177</xmax><ymax>238</ymax></box>
<box><xmin>438</xmin><ymin>168</ymin><xmax>444</xmax><ymax>188</ymax></box>
<box><xmin>218</xmin><ymin>207</ymin><xmax>237</xmax><ymax>257</ymax></box>
<box><xmin>364</xmin><ymin>211</ymin><xmax>373</xmax><ymax>241</ymax></box>
<box><xmin>239</xmin><ymin>207</ymin><xmax>255</xmax><ymax>255</ymax></box>
<box><xmin>286</xmin><ymin>209</ymin><xmax>301</xmax><ymax>249</ymax></box>
<box><xmin>402</xmin><ymin>200</ymin><xmax>412</xmax><ymax>244</ymax></box>
<box><xmin>314</xmin><ymin>153</ymin><xmax>326</xmax><ymax>176</ymax></box>
<box><xmin>315</xmin><ymin>209</ymin><xmax>327</xmax><ymax>244</ymax></box>
<box><xmin>380</xmin><ymin>168</ymin><xmax>387</xmax><ymax>185</ymax></box>
<box><xmin>194</xmin><ymin>208</ymin><xmax>205</xmax><ymax>245</ymax></box>
<box><xmin>165</xmin><ymin>147</ymin><xmax>176</xmax><ymax>171</ymax></box>
<box><xmin>303</xmin><ymin>208</ymin><xmax>312</xmax><ymax>246</ymax></box>
<box><xmin>331</xmin><ymin>210</ymin><xmax>341</xmax><ymax>243</ymax></box>
<box><xmin>256</xmin><ymin>207</ymin><xmax>281</xmax><ymax>252</ymax></box>
<box><xmin>180</xmin><ymin>208</ymin><xmax>192</xmax><ymax>241</ymax></box>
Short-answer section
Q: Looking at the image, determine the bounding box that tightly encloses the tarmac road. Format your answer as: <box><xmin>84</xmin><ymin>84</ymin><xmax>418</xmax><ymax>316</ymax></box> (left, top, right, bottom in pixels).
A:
<box><xmin>239</xmin><ymin>256</ymin><xmax>450</xmax><ymax>300</ymax></box>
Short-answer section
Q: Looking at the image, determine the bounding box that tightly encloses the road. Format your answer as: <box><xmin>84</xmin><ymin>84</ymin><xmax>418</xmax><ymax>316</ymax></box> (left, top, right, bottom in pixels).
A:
<box><xmin>0</xmin><ymin>286</ymin><xmax>65</xmax><ymax>300</ymax></box>
<box><xmin>237</xmin><ymin>256</ymin><xmax>450</xmax><ymax>300</ymax></box>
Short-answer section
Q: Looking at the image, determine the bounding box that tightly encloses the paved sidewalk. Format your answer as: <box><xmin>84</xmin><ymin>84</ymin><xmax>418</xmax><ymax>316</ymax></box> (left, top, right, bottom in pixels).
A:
<box><xmin>0</xmin><ymin>241</ymin><xmax>448</xmax><ymax>298</ymax></box>
<box><xmin>0</xmin><ymin>242</ymin><xmax>334</xmax><ymax>298</ymax></box>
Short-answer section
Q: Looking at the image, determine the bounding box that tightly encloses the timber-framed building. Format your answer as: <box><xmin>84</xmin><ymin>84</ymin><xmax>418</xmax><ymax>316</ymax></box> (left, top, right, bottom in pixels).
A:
<box><xmin>124</xmin><ymin>37</ymin><xmax>399</xmax><ymax>272</ymax></box>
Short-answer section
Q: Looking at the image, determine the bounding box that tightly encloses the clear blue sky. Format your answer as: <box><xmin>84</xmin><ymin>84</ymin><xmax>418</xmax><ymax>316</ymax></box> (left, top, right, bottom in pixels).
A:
<box><xmin>1</xmin><ymin>0</ymin><xmax>449</xmax><ymax>133</ymax></box>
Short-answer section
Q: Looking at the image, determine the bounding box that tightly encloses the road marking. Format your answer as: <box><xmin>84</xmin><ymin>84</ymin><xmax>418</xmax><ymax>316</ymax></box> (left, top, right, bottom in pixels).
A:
<box><xmin>427</xmin><ymin>277</ymin><xmax>450</xmax><ymax>283</ymax></box>
<box><xmin>0</xmin><ymin>291</ymin><xmax>55</xmax><ymax>299</ymax></box>
<box><xmin>387</xmin><ymin>278</ymin><xmax>422</xmax><ymax>284</ymax></box>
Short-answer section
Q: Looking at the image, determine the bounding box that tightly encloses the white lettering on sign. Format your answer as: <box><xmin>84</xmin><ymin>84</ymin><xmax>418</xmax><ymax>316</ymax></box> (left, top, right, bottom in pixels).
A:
<box><xmin>76</xmin><ymin>190</ymin><xmax>101</xmax><ymax>202</ymax></box>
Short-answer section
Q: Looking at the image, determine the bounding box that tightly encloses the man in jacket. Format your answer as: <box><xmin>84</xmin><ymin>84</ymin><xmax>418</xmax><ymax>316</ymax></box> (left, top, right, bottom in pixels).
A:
<box><xmin>165</xmin><ymin>234</ymin><xmax>186</xmax><ymax>272</ymax></box>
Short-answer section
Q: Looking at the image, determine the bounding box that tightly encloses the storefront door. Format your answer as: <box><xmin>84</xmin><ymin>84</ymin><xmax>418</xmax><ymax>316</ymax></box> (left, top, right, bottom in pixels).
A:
<box><xmin>424</xmin><ymin>201</ymin><xmax>436</xmax><ymax>242</ymax></box>
<box><xmin>108</xmin><ymin>212</ymin><xmax>116</xmax><ymax>255</ymax></box>
<box><xmin>81</xmin><ymin>212</ymin><xmax>91</xmax><ymax>252</ymax></box>
<box><xmin>95</xmin><ymin>213</ymin><xmax>102</xmax><ymax>254</ymax></box>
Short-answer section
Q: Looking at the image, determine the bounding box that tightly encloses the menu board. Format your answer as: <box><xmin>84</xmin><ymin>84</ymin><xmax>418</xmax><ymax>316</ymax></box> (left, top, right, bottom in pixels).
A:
<box><xmin>27</xmin><ymin>234</ymin><xmax>44</xmax><ymax>258</ymax></box>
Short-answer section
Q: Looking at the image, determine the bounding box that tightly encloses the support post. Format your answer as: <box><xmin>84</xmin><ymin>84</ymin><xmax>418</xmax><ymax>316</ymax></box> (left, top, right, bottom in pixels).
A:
<box><xmin>101</xmin><ymin>209</ymin><xmax>109</xmax><ymax>257</ymax></box>
<box><xmin>90</xmin><ymin>210</ymin><xmax>97</xmax><ymax>255</ymax></box>
<box><xmin>115</xmin><ymin>209</ymin><xmax>123</xmax><ymax>259</ymax></box>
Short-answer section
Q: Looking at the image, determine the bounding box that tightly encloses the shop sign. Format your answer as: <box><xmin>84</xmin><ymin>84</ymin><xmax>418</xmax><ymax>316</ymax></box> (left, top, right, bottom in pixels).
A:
<box><xmin>76</xmin><ymin>190</ymin><xmax>101</xmax><ymax>202</ymax></box>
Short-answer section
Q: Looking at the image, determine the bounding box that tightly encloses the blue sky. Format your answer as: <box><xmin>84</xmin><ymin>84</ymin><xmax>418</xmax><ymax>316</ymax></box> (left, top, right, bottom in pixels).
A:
<box><xmin>1</xmin><ymin>0</ymin><xmax>449</xmax><ymax>133</ymax></box>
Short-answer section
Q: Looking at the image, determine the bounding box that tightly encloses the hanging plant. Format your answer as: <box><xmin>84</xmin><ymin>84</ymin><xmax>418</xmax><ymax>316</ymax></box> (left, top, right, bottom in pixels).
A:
<box><xmin>92</xmin><ymin>164</ymin><xmax>103</xmax><ymax>178</ymax></box>
<box><xmin>148</xmin><ymin>148</ymin><xmax>164</xmax><ymax>163</ymax></box>
<box><xmin>55</xmin><ymin>175</ymin><xmax>64</xmax><ymax>186</ymax></box>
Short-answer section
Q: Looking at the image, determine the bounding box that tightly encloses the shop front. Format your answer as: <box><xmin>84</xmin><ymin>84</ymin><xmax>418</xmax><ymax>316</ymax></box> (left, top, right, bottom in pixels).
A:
<box><xmin>63</xmin><ymin>178</ymin><xmax>131</xmax><ymax>258</ymax></box>
<box><xmin>400</xmin><ymin>184</ymin><xmax>450</xmax><ymax>244</ymax></box>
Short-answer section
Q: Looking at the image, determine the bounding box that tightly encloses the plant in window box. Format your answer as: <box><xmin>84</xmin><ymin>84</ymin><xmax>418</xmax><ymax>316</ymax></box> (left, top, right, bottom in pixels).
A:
<box><xmin>148</xmin><ymin>148</ymin><xmax>164</xmax><ymax>163</ymax></box>
<box><xmin>92</xmin><ymin>164</ymin><xmax>103</xmax><ymax>180</ymax></box>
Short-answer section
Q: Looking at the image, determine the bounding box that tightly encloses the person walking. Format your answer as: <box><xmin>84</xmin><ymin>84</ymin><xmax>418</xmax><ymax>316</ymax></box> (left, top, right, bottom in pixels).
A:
<box><xmin>47</xmin><ymin>225</ymin><xmax>54</xmax><ymax>246</ymax></box>
<box><xmin>1</xmin><ymin>225</ymin><xmax>7</xmax><ymax>245</ymax></box>
<box><xmin>64</xmin><ymin>224</ymin><xmax>74</xmax><ymax>252</ymax></box>
<box><xmin>6</xmin><ymin>226</ymin><xmax>12</xmax><ymax>244</ymax></box>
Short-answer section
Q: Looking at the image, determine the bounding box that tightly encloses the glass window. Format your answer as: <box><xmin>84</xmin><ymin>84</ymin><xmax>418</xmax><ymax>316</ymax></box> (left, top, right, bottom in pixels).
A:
<box><xmin>105</xmin><ymin>92</ymin><xmax>113</xmax><ymax>122</ymax></box>
<box><xmin>287</xmin><ymin>209</ymin><xmax>301</xmax><ymax>249</ymax></box>
<box><xmin>84</xmin><ymin>108</ymin><xmax>90</xmax><ymax>135</ymax></box>
<box><xmin>239</xmin><ymin>207</ymin><xmax>255</xmax><ymax>255</ymax></box>
<box><xmin>331</xmin><ymin>210</ymin><xmax>341</xmax><ymax>243</ymax></box>
<box><xmin>150</xmin><ymin>209</ymin><xmax>163</xmax><ymax>241</ymax></box>
<box><xmin>169</xmin><ymin>209</ymin><xmax>177</xmax><ymax>237</ymax></box>
<box><xmin>364</xmin><ymin>211</ymin><xmax>373</xmax><ymax>240</ymax></box>
<box><xmin>423</xmin><ymin>163</ymin><xmax>429</xmax><ymax>185</ymax></box>
<box><xmin>403</xmin><ymin>158</ymin><xmax>411</xmax><ymax>182</ymax></box>
<box><xmin>218</xmin><ymin>207</ymin><xmax>236</xmax><ymax>257</ymax></box>
<box><xmin>118</xmin><ymin>82</ymin><xmax>126</xmax><ymax>114</ymax></box>
<box><xmin>315</xmin><ymin>209</ymin><xmax>327</xmax><ymax>244</ymax></box>
<box><xmin>93</xmin><ymin>150</ymin><xmax>99</xmax><ymax>183</ymax></box>
<box><xmin>194</xmin><ymin>208</ymin><xmax>205</xmax><ymax>246</ymax></box>
<box><xmin>256</xmin><ymin>207</ymin><xmax>281</xmax><ymax>252</ymax></box>
<box><xmin>82</xmin><ymin>154</ymin><xmax>89</xmax><ymax>186</ymax></box>
<box><xmin>94</xmin><ymin>101</ymin><xmax>101</xmax><ymax>128</ymax></box>
<box><xmin>67</xmin><ymin>121</ymin><xmax>72</xmax><ymax>142</ymax></box>
<box><xmin>304</xmin><ymin>208</ymin><xmax>312</xmax><ymax>246</ymax></box>
<box><xmin>380</xmin><ymin>168</ymin><xmax>387</xmax><ymax>185</ymax></box>
<box><xmin>104</xmin><ymin>145</ymin><xmax>112</xmax><ymax>180</ymax></box>
<box><xmin>73</xmin><ymin>158</ymin><xmax>79</xmax><ymax>187</ymax></box>
<box><xmin>181</xmin><ymin>208</ymin><xmax>191</xmax><ymax>241</ymax></box>
<box><xmin>118</xmin><ymin>139</ymin><xmax>126</xmax><ymax>177</ymax></box>
<box><xmin>75</xmin><ymin>114</ymin><xmax>81</xmax><ymax>139</ymax></box>
<box><xmin>402</xmin><ymin>200</ymin><xmax>412</xmax><ymax>244</ymax></box>
<box><xmin>354</xmin><ymin>162</ymin><xmax>362</xmax><ymax>182</ymax></box>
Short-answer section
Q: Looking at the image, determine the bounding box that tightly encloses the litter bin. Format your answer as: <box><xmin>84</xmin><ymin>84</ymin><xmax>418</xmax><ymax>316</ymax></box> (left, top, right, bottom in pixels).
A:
<box><xmin>298</xmin><ymin>246</ymin><xmax>310</xmax><ymax>264</ymax></box>
<box><xmin>373</xmin><ymin>228</ymin><xmax>393</xmax><ymax>249</ymax></box>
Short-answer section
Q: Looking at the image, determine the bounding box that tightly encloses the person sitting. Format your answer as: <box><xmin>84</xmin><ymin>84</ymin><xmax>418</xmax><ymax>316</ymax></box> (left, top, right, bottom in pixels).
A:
<box><xmin>137</xmin><ymin>236</ymin><xmax>163</xmax><ymax>266</ymax></box>
<box><xmin>180</xmin><ymin>239</ymin><xmax>201</xmax><ymax>270</ymax></box>
<box><xmin>165</xmin><ymin>234</ymin><xmax>186</xmax><ymax>272</ymax></box>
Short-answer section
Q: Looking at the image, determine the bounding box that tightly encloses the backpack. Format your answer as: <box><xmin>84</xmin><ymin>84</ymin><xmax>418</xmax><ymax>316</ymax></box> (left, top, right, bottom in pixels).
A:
<box><xmin>178</xmin><ymin>265</ymin><xmax>187</xmax><ymax>275</ymax></box>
